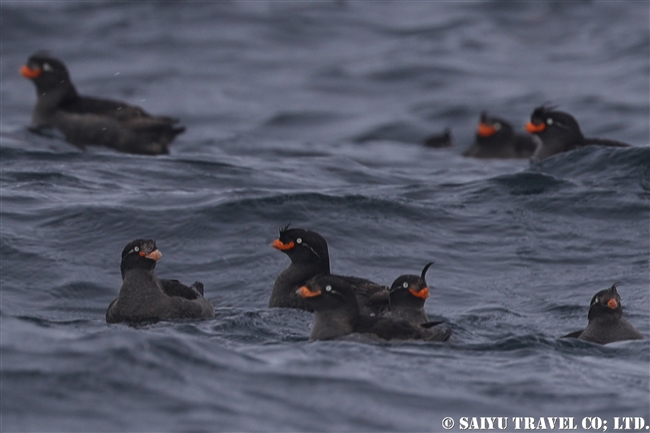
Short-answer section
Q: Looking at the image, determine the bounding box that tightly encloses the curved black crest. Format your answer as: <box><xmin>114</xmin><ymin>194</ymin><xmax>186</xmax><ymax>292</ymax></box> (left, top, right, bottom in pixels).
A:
<box><xmin>421</xmin><ymin>262</ymin><xmax>434</xmax><ymax>281</ymax></box>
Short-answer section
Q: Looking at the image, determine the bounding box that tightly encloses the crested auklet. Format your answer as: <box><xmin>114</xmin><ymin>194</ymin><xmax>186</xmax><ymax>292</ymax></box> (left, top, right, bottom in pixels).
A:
<box><xmin>21</xmin><ymin>53</ymin><xmax>185</xmax><ymax>155</ymax></box>
<box><xmin>106</xmin><ymin>239</ymin><xmax>214</xmax><ymax>324</ymax></box>
<box><xmin>526</xmin><ymin>106</ymin><xmax>630</xmax><ymax>160</ymax></box>
<box><xmin>270</xmin><ymin>225</ymin><xmax>389</xmax><ymax>314</ymax></box>
<box><xmin>383</xmin><ymin>262</ymin><xmax>435</xmax><ymax>326</ymax></box>
<box><xmin>562</xmin><ymin>283</ymin><xmax>643</xmax><ymax>344</ymax></box>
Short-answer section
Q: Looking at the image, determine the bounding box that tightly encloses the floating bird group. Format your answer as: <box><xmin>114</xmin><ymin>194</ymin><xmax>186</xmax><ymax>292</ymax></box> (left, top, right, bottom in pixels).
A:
<box><xmin>298</xmin><ymin>274</ymin><xmax>451</xmax><ymax>342</ymax></box>
<box><xmin>106</xmin><ymin>230</ymin><xmax>642</xmax><ymax>345</ymax></box>
<box><xmin>21</xmin><ymin>53</ymin><xmax>633</xmax><ymax>159</ymax></box>
<box><xmin>423</xmin><ymin>106</ymin><xmax>632</xmax><ymax>160</ymax></box>
<box><xmin>462</xmin><ymin>111</ymin><xmax>538</xmax><ymax>159</ymax></box>
<box><xmin>19</xmin><ymin>53</ymin><xmax>642</xmax><ymax>344</ymax></box>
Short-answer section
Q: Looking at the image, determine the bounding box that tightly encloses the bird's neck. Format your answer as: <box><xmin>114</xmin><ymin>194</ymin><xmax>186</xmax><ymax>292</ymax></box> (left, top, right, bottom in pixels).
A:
<box><xmin>388</xmin><ymin>304</ymin><xmax>429</xmax><ymax>324</ymax></box>
<box><xmin>588</xmin><ymin>307</ymin><xmax>622</xmax><ymax>323</ymax></box>
<box><xmin>270</xmin><ymin>262</ymin><xmax>328</xmax><ymax>306</ymax></box>
<box><xmin>311</xmin><ymin>308</ymin><xmax>356</xmax><ymax>340</ymax></box>
<box><xmin>119</xmin><ymin>268</ymin><xmax>161</xmax><ymax>298</ymax></box>
<box><xmin>34</xmin><ymin>81</ymin><xmax>79</xmax><ymax>113</ymax></box>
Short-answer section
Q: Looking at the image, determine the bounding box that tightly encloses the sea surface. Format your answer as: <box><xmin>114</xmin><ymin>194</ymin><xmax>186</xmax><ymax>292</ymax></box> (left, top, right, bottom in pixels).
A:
<box><xmin>1</xmin><ymin>2</ymin><xmax>649</xmax><ymax>432</ymax></box>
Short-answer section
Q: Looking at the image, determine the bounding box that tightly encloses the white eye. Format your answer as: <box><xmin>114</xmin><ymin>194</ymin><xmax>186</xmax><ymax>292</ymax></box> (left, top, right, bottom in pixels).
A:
<box><xmin>494</xmin><ymin>122</ymin><xmax>501</xmax><ymax>131</ymax></box>
<box><xmin>325</xmin><ymin>285</ymin><xmax>332</xmax><ymax>292</ymax></box>
<box><xmin>546</xmin><ymin>118</ymin><xmax>553</xmax><ymax>125</ymax></box>
<box><xmin>134</xmin><ymin>246</ymin><xmax>140</xmax><ymax>252</ymax></box>
<box><xmin>402</xmin><ymin>282</ymin><xmax>409</xmax><ymax>289</ymax></box>
<box><xmin>593</xmin><ymin>297</ymin><xmax>599</xmax><ymax>304</ymax></box>
<box><xmin>43</xmin><ymin>63</ymin><xmax>53</xmax><ymax>72</ymax></box>
<box><xmin>296</xmin><ymin>238</ymin><xmax>302</xmax><ymax>244</ymax></box>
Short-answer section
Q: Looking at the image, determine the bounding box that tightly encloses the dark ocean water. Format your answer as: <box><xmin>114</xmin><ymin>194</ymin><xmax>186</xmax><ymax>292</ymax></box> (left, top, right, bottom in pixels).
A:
<box><xmin>1</xmin><ymin>2</ymin><xmax>649</xmax><ymax>432</ymax></box>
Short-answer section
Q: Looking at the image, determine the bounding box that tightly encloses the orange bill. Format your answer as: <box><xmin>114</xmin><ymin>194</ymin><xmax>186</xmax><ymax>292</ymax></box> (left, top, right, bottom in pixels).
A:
<box><xmin>142</xmin><ymin>250</ymin><xmax>162</xmax><ymax>261</ymax></box>
<box><xmin>20</xmin><ymin>65</ymin><xmax>42</xmax><ymax>79</ymax></box>
<box><xmin>272</xmin><ymin>239</ymin><xmax>295</xmax><ymax>251</ymax></box>
<box><xmin>607</xmin><ymin>298</ymin><xmax>618</xmax><ymax>309</ymax></box>
<box><xmin>477</xmin><ymin>122</ymin><xmax>497</xmax><ymax>138</ymax></box>
<box><xmin>525</xmin><ymin>122</ymin><xmax>546</xmax><ymax>133</ymax></box>
<box><xmin>409</xmin><ymin>287</ymin><xmax>429</xmax><ymax>299</ymax></box>
<box><xmin>297</xmin><ymin>286</ymin><xmax>321</xmax><ymax>298</ymax></box>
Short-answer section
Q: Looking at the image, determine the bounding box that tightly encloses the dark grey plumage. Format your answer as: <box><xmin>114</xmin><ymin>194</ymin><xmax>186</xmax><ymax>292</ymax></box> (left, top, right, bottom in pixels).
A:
<box><xmin>463</xmin><ymin>112</ymin><xmax>537</xmax><ymax>159</ymax></box>
<box><xmin>106</xmin><ymin>239</ymin><xmax>214</xmax><ymax>324</ymax></box>
<box><xmin>297</xmin><ymin>274</ymin><xmax>451</xmax><ymax>342</ymax></box>
<box><xmin>526</xmin><ymin>106</ymin><xmax>630</xmax><ymax>160</ymax></box>
<box><xmin>562</xmin><ymin>284</ymin><xmax>643</xmax><ymax>345</ymax></box>
<box><xmin>21</xmin><ymin>53</ymin><xmax>184</xmax><ymax>155</ymax></box>
<box><xmin>382</xmin><ymin>262</ymin><xmax>434</xmax><ymax>326</ymax></box>
<box><xmin>270</xmin><ymin>226</ymin><xmax>388</xmax><ymax>314</ymax></box>
<box><xmin>423</xmin><ymin>128</ymin><xmax>454</xmax><ymax>148</ymax></box>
